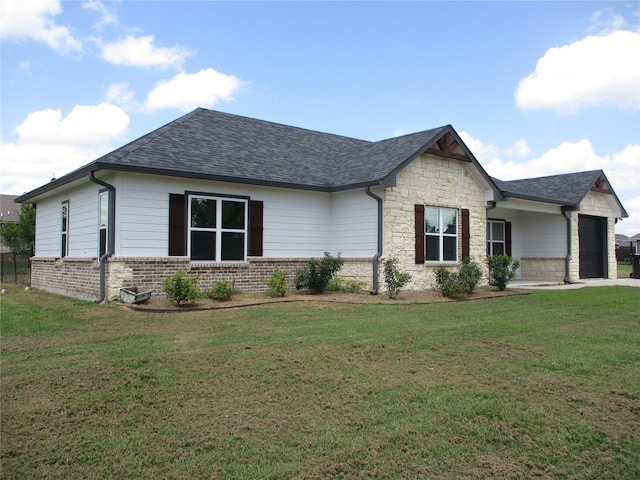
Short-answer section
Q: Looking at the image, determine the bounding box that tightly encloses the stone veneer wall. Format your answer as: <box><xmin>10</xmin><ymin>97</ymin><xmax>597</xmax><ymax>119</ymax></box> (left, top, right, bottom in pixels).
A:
<box><xmin>382</xmin><ymin>154</ymin><xmax>490</xmax><ymax>291</ymax></box>
<box><xmin>519</xmin><ymin>258</ymin><xmax>565</xmax><ymax>283</ymax></box>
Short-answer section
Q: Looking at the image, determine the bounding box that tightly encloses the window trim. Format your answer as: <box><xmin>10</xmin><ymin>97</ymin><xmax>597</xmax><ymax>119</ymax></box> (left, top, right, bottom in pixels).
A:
<box><xmin>424</xmin><ymin>206</ymin><xmax>459</xmax><ymax>263</ymax></box>
<box><xmin>98</xmin><ymin>190</ymin><xmax>108</xmax><ymax>258</ymax></box>
<box><xmin>487</xmin><ymin>219</ymin><xmax>506</xmax><ymax>257</ymax></box>
<box><xmin>61</xmin><ymin>200</ymin><xmax>69</xmax><ymax>257</ymax></box>
<box><xmin>187</xmin><ymin>192</ymin><xmax>249</xmax><ymax>263</ymax></box>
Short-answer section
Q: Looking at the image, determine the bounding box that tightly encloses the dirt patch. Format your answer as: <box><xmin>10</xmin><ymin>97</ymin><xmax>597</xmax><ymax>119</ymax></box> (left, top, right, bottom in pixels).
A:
<box><xmin>124</xmin><ymin>287</ymin><xmax>529</xmax><ymax>313</ymax></box>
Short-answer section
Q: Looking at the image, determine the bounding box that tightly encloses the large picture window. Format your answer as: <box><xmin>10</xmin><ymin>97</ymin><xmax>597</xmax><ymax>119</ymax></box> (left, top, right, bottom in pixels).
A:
<box><xmin>188</xmin><ymin>195</ymin><xmax>247</xmax><ymax>261</ymax></box>
<box><xmin>425</xmin><ymin>206</ymin><xmax>458</xmax><ymax>262</ymax></box>
<box><xmin>487</xmin><ymin>220</ymin><xmax>505</xmax><ymax>256</ymax></box>
<box><xmin>61</xmin><ymin>201</ymin><xmax>69</xmax><ymax>257</ymax></box>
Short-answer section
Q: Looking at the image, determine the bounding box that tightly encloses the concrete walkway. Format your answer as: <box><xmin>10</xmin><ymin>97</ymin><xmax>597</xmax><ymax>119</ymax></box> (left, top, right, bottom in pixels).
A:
<box><xmin>509</xmin><ymin>278</ymin><xmax>640</xmax><ymax>290</ymax></box>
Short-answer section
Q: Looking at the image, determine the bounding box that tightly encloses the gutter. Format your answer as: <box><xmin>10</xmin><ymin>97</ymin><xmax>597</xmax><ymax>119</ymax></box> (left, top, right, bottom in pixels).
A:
<box><xmin>89</xmin><ymin>171</ymin><xmax>116</xmax><ymax>303</ymax></box>
<box><xmin>561</xmin><ymin>206</ymin><xmax>576</xmax><ymax>284</ymax></box>
<box><xmin>365</xmin><ymin>186</ymin><xmax>383</xmax><ymax>295</ymax></box>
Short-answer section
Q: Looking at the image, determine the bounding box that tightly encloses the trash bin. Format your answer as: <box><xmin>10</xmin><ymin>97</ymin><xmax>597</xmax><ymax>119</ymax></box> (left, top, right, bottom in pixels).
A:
<box><xmin>631</xmin><ymin>253</ymin><xmax>640</xmax><ymax>279</ymax></box>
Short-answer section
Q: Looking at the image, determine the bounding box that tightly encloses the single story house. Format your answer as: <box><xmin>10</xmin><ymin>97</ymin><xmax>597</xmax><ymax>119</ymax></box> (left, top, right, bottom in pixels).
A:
<box><xmin>15</xmin><ymin>108</ymin><xmax>628</xmax><ymax>301</ymax></box>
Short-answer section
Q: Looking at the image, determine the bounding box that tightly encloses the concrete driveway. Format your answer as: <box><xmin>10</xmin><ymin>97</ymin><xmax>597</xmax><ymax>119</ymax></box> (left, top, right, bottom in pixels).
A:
<box><xmin>510</xmin><ymin>278</ymin><xmax>640</xmax><ymax>290</ymax></box>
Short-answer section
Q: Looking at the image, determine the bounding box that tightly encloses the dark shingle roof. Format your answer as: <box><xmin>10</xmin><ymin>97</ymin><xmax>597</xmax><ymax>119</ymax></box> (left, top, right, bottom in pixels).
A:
<box><xmin>492</xmin><ymin>170</ymin><xmax>627</xmax><ymax>217</ymax></box>
<box><xmin>17</xmin><ymin>108</ymin><xmax>484</xmax><ymax>201</ymax></box>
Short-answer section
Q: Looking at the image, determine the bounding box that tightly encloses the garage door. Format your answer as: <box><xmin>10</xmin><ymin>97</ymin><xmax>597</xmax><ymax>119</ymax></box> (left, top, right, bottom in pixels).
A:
<box><xmin>578</xmin><ymin>214</ymin><xmax>607</xmax><ymax>279</ymax></box>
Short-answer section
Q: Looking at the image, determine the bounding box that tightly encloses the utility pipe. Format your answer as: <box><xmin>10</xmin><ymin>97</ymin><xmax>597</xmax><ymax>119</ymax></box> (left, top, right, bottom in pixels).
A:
<box><xmin>365</xmin><ymin>186</ymin><xmax>383</xmax><ymax>295</ymax></box>
<box><xmin>89</xmin><ymin>171</ymin><xmax>116</xmax><ymax>303</ymax></box>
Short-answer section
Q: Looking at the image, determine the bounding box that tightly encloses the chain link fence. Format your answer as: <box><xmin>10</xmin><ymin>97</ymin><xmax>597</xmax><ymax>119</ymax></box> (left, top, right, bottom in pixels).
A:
<box><xmin>1</xmin><ymin>248</ymin><xmax>33</xmax><ymax>285</ymax></box>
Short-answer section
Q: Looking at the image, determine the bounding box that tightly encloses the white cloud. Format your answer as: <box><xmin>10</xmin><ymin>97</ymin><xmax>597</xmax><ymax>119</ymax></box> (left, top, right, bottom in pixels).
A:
<box><xmin>104</xmin><ymin>82</ymin><xmax>137</xmax><ymax>110</ymax></box>
<box><xmin>515</xmin><ymin>29</ymin><xmax>640</xmax><ymax>113</ymax></box>
<box><xmin>100</xmin><ymin>35</ymin><xmax>192</xmax><ymax>69</ymax></box>
<box><xmin>81</xmin><ymin>0</ymin><xmax>118</xmax><ymax>28</ymax></box>
<box><xmin>0</xmin><ymin>0</ymin><xmax>82</xmax><ymax>53</ymax></box>
<box><xmin>145</xmin><ymin>68</ymin><xmax>242</xmax><ymax>111</ymax></box>
<box><xmin>0</xmin><ymin>103</ymin><xmax>130</xmax><ymax>195</ymax></box>
<box><xmin>463</xmin><ymin>131</ymin><xmax>640</xmax><ymax>236</ymax></box>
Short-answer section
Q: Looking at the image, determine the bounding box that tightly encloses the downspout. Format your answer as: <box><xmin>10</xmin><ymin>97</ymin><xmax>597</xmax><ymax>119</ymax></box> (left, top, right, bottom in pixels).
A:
<box><xmin>561</xmin><ymin>206</ymin><xmax>576</xmax><ymax>284</ymax></box>
<box><xmin>365</xmin><ymin>186</ymin><xmax>383</xmax><ymax>295</ymax></box>
<box><xmin>89</xmin><ymin>171</ymin><xmax>115</xmax><ymax>303</ymax></box>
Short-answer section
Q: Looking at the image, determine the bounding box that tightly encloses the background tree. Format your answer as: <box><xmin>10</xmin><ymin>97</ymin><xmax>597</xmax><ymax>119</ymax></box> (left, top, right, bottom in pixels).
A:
<box><xmin>1</xmin><ymin>204</ymin><xmax>35</xmax><ymax>251</ymax></box>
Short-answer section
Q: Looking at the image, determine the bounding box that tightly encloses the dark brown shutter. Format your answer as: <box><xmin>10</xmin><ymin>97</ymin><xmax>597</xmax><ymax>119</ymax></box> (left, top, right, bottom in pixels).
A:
<box><xmin>169</xmin><ymin>193</ymin><xmax>186</xmax><ymax>256</ymax></box>
<box><xmin>505</xmin><ymin>221</ymin><xmax>512</xmax><ymax>257</ymax></box>
<box><xmin>461</xmin><ymin>208</ymin><xmax>470</xmax><ymax>259</ymax></box>
<box><xmin>415</xmin><ymin>204</ymin><xmax>425</xmax><ymax>264</ymax></box>
<box><xmin>249</xmin><ymin>200</ymin><xmax>263</xmax><ymax>257</ymax></box>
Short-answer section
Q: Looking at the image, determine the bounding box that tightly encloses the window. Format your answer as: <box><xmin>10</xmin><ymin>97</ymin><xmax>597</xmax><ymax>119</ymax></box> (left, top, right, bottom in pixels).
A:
<box><xmin>487</xmin><ymin>220</ymin><xmax>505</xmax><ymax>256</ymax></box>
<box><xmin>61</xmin><ymin>201</ymin><xmax>69</xmax><ymax>257</ymax></box>
<box><xmin>99</xmin><ymin>191</ymin><xmax>108</xmax><ymax>257</ymax></box>
<box><xmin>188</xmin><ymin>195</ymin><xmax>247</xmax><ymax>261</ymax></box>
<box><xmin>425</xmin><ymin>206</ymin><xmax>458</xmax><ymax>262</ymax></box>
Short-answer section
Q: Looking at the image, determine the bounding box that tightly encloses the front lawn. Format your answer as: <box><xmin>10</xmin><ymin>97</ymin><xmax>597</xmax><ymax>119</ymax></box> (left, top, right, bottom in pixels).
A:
<box><xmin>1</xmin><ymin>285</ymin><xmax>639</xmax><ymax>479</ymax></box>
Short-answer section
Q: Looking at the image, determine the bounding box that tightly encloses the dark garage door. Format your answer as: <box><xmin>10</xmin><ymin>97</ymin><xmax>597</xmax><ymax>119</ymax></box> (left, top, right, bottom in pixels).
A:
<box><xmin>578</xmin><ymin>214</ymin><xmax>607</xmax><ymax>279</ymax></box>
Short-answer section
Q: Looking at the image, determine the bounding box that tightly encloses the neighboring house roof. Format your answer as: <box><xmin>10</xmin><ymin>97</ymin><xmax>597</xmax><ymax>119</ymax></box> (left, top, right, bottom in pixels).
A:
<box><xmin>0</xmin><ymin>195</ymin><xmax>20</xmax><ymax>223</ymax></box>
<box><xmin>16</xmin><ymin>108</ymin><xmax>501</xmax><ymax>202</ymax></box>
<box><xmin>492</xmin><ymin>170</ymin><xmax>628</xmax><ymax>217</ymax></box>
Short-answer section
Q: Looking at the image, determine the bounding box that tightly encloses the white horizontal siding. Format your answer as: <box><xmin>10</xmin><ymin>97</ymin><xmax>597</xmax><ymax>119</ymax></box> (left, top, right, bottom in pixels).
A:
<box><xmin>33</xmin><ymin>183</ymin><xmax>101</xmax><ymax>257</ymax></box>
<box><xmin>330</xmin><ymin>189</ymin><xmax>378</xmax><ymax>257</ymax></box>
<box><xmin>33</xmin><ymin>172</ymin><xmax>379</xmax><ymax>260</ymax></box>
<box><xmin>493</xmin><ymin>207</ymin><xmax>566</xmax><ymax>258</ymax></box>
<box><xmin>114</xmin><ymin>173</ymin><xmax>337</xmax><ymax>258</ymax></box>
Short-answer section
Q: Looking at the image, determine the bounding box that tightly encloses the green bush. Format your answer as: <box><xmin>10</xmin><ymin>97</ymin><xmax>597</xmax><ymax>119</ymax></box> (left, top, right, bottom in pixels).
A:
<box><xmin>383</xmin><ymin>257</ymin><xmax>412</xmax><ymax>299</ymax></box>
<box><xmin>458</xmin><ymin>257</ymin><xmax>483</xmax><ymax>294</ymax></box>
<box><xmin>434</xmin><ymin>257</ymin><xmax>484</xmax><ymax>298</ymax></box>
<box><xmin>162</xmin><ymin>270</ymin><xmax>201</xmax><ymax>306</ymax></box>
<box><xmin>295</xmin><ymin>252</ymin><xmax>344</xmax><ymax>294</ymax></box>
<box><xmin>433</xmin><ymin>265</ymin><xmax>463</xmax><ymax>298</ymax></box>
<box><xmin>208</xmin><ymin>281</ymin><xmax>235</xmax><ymax>301</ymax></box>
<box><xmin>263</xmin><ymin>267</ymin><xmax>288</xmax><ymax>297</ymax></box>
<box><xmin>487</xmin><ymin>255</ymin><xmax>521</xmax><ymax>291</ymax></box>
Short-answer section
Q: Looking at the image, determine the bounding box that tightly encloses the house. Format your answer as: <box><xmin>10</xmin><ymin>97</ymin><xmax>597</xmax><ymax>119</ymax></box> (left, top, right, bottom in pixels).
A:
<box><xmin>14</xmin><ymin>108</ymin><xmax>628</xmax><ymax>301</ymax></box>
<box><xmin>0</xmin><ymin>194</ymin><xmax>21</xmax><ymax>253</ymax></box>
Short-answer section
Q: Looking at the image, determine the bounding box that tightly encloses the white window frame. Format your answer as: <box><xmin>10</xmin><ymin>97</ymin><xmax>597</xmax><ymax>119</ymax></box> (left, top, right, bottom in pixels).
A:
<box><xmin>61</xmin><ymin>200</ymin><xmax>69</xmax><ymax>257</ymax></box>
<box><xmin>487</xmin><ymin>220</ymin><xmax>505</xmax><ymax>256</ymax></box>
<box><xmin>187</xmin><ymin>194</ymin><xmax>248</xmax><ymax>262</ymax></box>
<box><xmin>425</xmin><ymin>206</ymin><xmax>458</xmax><ymax>262</ymax></box>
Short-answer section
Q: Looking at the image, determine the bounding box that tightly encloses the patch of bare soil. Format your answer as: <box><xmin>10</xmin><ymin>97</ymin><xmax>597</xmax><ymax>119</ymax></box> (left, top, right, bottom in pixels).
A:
<box><xmin>125</xmin><ymin>287</ymin><xmax>528</xmax><ymax>313</ymax></box>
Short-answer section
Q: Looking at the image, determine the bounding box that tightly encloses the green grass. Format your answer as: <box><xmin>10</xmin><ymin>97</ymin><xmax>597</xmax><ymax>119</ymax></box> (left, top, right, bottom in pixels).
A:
<box><xmin>618</xmin><ymin>261</ymin><xmax>633</xmax><ymax>278</ymax></box>
<box><xmin>1</xmin><ymin>285</ymin><xmax>639</xmax><ymax>479</ymax></box>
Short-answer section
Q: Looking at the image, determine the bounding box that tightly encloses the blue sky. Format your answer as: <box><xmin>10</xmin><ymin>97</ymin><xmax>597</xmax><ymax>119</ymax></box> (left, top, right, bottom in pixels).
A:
<box><xmin>1</xmin><ymin>0</ymin><xmax>639</xmax><ymax>235</ymax></box>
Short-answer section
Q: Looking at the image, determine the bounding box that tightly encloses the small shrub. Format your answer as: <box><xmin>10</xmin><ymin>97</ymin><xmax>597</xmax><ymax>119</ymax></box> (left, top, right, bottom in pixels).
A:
<box><xmin>433</xmin><ymin>265</ymin><xmax>463</xmax><ymax>298</ymax></box>
<box><xmin>295</xmin><ymin>252</ymin><xmax>344</xmax><ymax>294</ymax></box>
<box><xmin>162</xmin><ymin>270</ymin><xmax>201</xmax><ymax>306</ymax></box>
<box><xmin>383</xmin><ymin>257</ymin><xmax>412</xmax><ymax>299</ymax></box>
<box><xmin>487</xmin><ymin>255</ymin><xmax>521</xmax><ymax>291</ymax></box>
<box><xmin>458</xmin><ymin>257</ymin><xmax>483</xmax><ymax>294</ymax></box>
<box><xmin>263</xmin><ymin>267</ymin><xmax>288</xmax><ymax>297</ymax></box>
<box><xmin>208</xmin><ymin>280</ymin><xmax>235</xmax><ymax>301</ymax></box>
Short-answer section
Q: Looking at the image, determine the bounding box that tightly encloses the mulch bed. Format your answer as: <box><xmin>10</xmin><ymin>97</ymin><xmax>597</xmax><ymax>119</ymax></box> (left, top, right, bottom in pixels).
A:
<box><xmin>124</xmin><ymin>287</ymin><xmax>529</xmax><ymax>313</ymax></box>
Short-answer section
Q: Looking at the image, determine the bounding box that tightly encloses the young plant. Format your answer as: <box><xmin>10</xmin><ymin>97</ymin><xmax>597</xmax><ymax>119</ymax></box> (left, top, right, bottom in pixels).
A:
<box><xmin>263</xmin><ymin>267</ymin><xmax>288</xmax><ymax>297</ymax></box>
<box><xmin>383</xmin><ymin>257</ymin><xmax>412</xmax><ymax>299</ymax></box>
<box><xmin>208</xmin><ymin>280</ymin><xmax>235</xmax><ymax>301</ymax></box>
<box><xmin>458</xmin><ymin>257</ymin><xmax>483</xmax><ymax>294</ymax></box>
<box><xmin>162</xmin><ymin>270</ymin><xmax>201</xmax><ymax>306</ymax></box>
<box><xmin>433</xmin><ymin>265</ymin><xmax>463</xmax><ymax>298</ymax></box>
<box><xmin>295</xmin><ymin>252</ymin><xmax>343</xmax><ymax>294</ymax></box>
<box><xmin>487</xmin><ymin>254</ymin><xmax>521</xmax><ymax>291</ymax></box>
